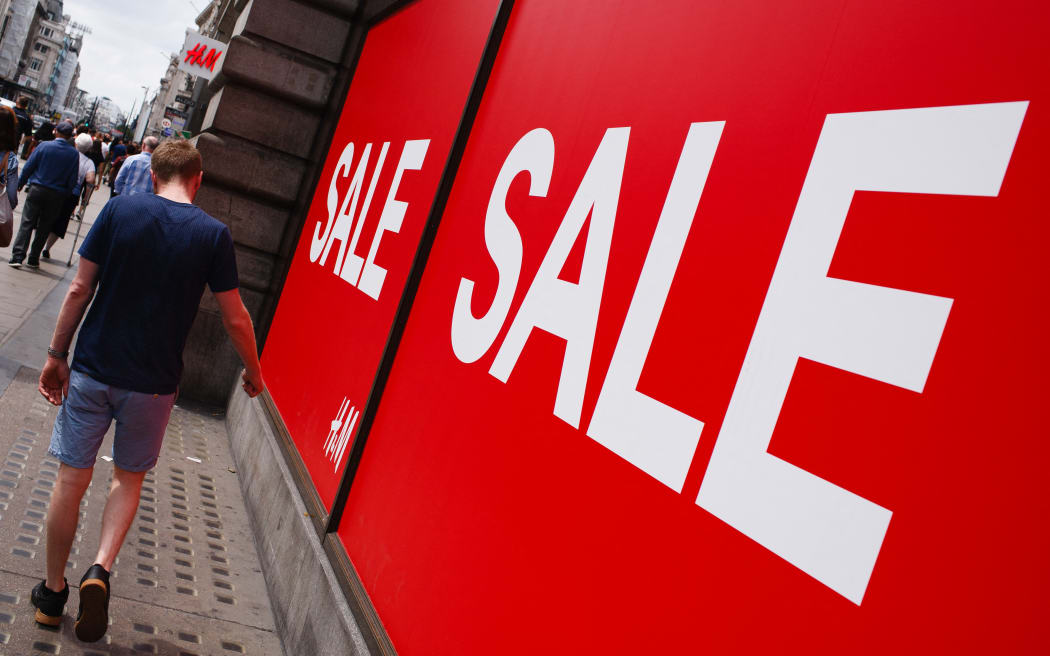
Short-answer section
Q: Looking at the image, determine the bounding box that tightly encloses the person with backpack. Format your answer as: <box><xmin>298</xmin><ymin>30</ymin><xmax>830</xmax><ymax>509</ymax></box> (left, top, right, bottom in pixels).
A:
<box><xmin>14</xmin><ymin>97</ymin><xmax>34</xmax><ymax>159</ymax></box>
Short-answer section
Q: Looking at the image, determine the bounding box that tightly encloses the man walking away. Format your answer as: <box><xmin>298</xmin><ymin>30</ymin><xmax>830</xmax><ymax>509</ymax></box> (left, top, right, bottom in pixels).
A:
<box><xmin>97</xmin><ymin>135</ymin><xmax>110</xmax><ymax>186</ymax></box>
<box><xmin>112</xmin><ymin>135</ymin><xmax>157</xmax><ymax>197</ymax></box>
<box><xmin>8</xmin><ymin>120</ymin><xmax>79</xmax><ymax>268</ymax></box>
<box><xmin>14</xmin><ymin>97</ymin><xmax>34</xmax><ymax>158</ymax></box>
<box><xmin>29</xmin><ymin>139</ymin><xmax>264</xmax><ymax>643</ymax></box>
<box><xmin>42</xmin><ymin>132</ymin><xmax>96</xmax><ymax>259</ymax></box>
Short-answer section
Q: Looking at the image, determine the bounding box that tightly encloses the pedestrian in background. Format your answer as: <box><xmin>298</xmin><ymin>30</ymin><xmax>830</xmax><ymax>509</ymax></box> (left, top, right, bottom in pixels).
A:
<box><xmin>112</xmin><ymin>135</ymin><xmax>156</xmax><ymax>197</ymax></box>
<box><xmin>96</xmin><ymin>134</ymin><xmax>110</xmax><ymax>187</ymax></box>
<box><xmin>105</xmin><ymin>137</ymin><xmax>126</xmax><ymax>180</ymax></box>
<box><xmin>42</xmin><ymin>132</ymin><xmax>96</xmax><ymax>259</ymax></box>
<box><xmin>0</xmin><ymin>105</ymin><xmax>20</xmax><ymax>247</ymax></box>
<box><xmin>27</xmin><ymin>117</ymin><xmax>55</xmax><ymax>159</ymax></box>
<box><xmin>105</xmin><ymin>137</ymin><xmax>126</xmax><ymax>195</ymax></box>
<box><xmin>86</xmin><ymin>134</ymin><xmax>104</xmax><ymax>185</ymax></box>
<box><xmin>28</xmin><ymin>139</ymin><xmax>264</xmax><ymax>642</ymax></box>
<box><xmin>8</xmin><ymin>120</ymin><xmax>79</xmax><ymax>268</ymax></box>
<box><xmin>14</xmin><ymin>97</ymin><xmax>33</xmax><ymax>159</ymax></box>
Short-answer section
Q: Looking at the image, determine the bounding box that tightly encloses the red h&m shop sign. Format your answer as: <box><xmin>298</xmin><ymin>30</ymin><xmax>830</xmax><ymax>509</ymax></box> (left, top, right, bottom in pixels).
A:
<box><xmin>184</xmin><ymin>43</ymin><xmax>221</xmax><ymax>71</ymax></box>
<box><xmin>177</xmin><ymin>31</ymin><xmax>226</xmax><ymax>80</ymax></box>
<box><xmin>266</xmin><ymin>0</ymin><xmax>1050</xmax><ymax>653</ymax></box>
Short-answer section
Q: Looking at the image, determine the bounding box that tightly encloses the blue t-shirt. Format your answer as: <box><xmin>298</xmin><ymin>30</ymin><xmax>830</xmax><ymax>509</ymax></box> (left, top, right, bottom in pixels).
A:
<box><xmin>74</xmin><ymin>194</ymin><xmax>239</xmax><ymax>394</ymax></box>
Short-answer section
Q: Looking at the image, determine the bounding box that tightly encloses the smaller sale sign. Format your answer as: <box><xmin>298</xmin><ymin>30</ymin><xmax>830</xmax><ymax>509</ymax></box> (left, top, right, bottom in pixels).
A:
<box><xmin>263</xmin><ymin>0</ymin><xmax>503</xmax><ymax>508</ymax></box>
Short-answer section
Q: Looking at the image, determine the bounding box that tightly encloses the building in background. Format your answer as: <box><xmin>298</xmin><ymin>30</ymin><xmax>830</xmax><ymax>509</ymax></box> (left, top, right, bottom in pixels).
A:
<box><xmin>131</xmin><ymin>93</ymin><xmax>151</xmax><ymax>142</ymax></box>
<box><xmin>48</xmin><ymin>19</ymin><xmax>85</xmax><ymax>110</ymax></box>
<box><xmin>61</xmin><ymin>56</ymin><xmax>76</xmax><ymax>103</ymax></box>
<box><xmin>145</xmin><ymin>49</ymin><xmax>193</xmax><ymax>138</ymax></box>
<box><xmin>0</xmin><ymin>0</ymin><xmax>87</xmax><ymax>115</ymax></box>
<box><xmin>26</xmin><ymin>8</ymin><xmax>65</xmax><ymax>106</ymax></box>
<box><xmin>85</xmin><ymin>94</ymin><xmax>121</xmax><ymax>133</ymax></box>
<box><xmin>66</xmin><ymin>83</ymin><xmax>84</xmax><ymax>115</ymax></box>
<box><xmin>0</xmin><ymin>1</ymin><xmax>12</xmax><ymax>62</ymax></box>
<box><xmin>0</xmin><ymin>0</ymin><xmax>46</xmax><ymax>101</ymax></box>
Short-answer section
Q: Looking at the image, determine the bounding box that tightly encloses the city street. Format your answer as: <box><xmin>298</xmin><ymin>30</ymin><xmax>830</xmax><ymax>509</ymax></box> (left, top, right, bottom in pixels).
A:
<box><xmin>0</xmin><ymin>0</ymin><xmax>1045</xmax><ymax>652</ymax></box>
<box><xmin>0</xmin><ymin>185</ymin><xmax>283</xmax><ymax>654</ymax></box>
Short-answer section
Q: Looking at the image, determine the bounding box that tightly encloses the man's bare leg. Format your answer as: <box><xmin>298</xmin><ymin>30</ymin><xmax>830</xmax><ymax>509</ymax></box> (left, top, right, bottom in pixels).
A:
<box><xmin>46</xmin><ymin>464</ymin><xmax>94</xmax><ymax>591</ymax></box>
<box><xmin>45</xmin><ymin>233</ymin><xmax>59</xmax><ymax>252</ymax></box>
<box><xmin>94</xmin><ymin>465</ymin><xmax>147</xmax><ymax>570</ymax></box>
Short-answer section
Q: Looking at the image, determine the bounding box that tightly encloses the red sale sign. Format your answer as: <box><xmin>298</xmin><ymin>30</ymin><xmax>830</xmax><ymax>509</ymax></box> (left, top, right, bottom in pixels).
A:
<box><xmin>262</xmin><ymin>0</ymin><xmax>502</xmax><ymax>507</ymax></box>
<box><xmin>330</xmin><ymin>0</ymin><xmax>1049</xmax><ymax>653</ymax></box>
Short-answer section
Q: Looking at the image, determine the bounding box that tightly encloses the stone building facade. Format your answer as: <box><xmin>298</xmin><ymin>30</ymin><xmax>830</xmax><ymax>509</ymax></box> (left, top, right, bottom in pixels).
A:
<box><xmin>180</xmin><ymin>0</ymin><xmax>373</xmax><ymax>405</ymax></box>
<box><xmin>0</xmin><ymin>0</ymin><xmax>85</xmax><ymax>112</ymax></box>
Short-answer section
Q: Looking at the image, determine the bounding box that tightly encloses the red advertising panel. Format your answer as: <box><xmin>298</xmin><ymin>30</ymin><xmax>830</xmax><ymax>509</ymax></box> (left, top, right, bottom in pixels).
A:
<box><xmin>338</xmin><ymin>0</ymin><xmax>1049</xmax><ymax>653</ymax></box>
<box><xmin>262</xmin><ymin>0</ymin><xmax>501</xmax><ymax>507</ymax></box>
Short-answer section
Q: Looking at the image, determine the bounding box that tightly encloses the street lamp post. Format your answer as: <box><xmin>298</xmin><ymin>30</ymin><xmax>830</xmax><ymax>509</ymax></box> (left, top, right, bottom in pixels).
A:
<box><xmin>133</xmin><ymin>85</ymin><xmax>151</xmax><ymax>143</ymax></box>
<box><xmin>122</xmin><ymin>90</ymin><xmax>138</xmax><ymax>141</ymax></box>
<box><xmin>86</xmin><ymin>96</ymin><xmax>99</xmax><ymax>129</ymax></box>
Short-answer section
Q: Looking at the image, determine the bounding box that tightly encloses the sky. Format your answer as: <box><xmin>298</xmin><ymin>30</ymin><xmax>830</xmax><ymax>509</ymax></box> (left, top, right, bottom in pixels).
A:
<box><xmin>60</xmin><ymin>0</ymin><xmax>203</xmax><ymax>116</ymax></box>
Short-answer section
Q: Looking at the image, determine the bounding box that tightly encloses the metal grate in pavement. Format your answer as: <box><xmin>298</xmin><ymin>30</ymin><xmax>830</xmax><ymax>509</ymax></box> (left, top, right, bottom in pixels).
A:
<box><xmin>0</xmin><ymin>367</ymin><xmax>283</xmax><ymax>655</ymax></box>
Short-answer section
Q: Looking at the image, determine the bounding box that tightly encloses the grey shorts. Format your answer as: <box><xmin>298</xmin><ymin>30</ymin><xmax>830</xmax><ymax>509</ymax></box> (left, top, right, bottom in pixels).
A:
<box><xmin>49</xmin><ymin>370</ymin><xmax>176</xmax><ymax>472</ymax></box>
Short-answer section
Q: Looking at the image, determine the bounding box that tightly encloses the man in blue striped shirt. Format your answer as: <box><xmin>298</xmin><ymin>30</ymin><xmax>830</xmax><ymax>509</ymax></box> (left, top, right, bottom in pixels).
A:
<box><xmin>112</xmin><ymin>136</ymin><xmax>158</xmax><ymax>197</ymax></box>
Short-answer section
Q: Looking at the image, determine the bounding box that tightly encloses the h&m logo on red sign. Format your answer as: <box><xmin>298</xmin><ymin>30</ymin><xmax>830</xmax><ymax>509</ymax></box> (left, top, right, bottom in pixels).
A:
<box><xmin>324</xmin><ymin>397</ymin><xmax>359</xmax><ymax>472</ymax></box>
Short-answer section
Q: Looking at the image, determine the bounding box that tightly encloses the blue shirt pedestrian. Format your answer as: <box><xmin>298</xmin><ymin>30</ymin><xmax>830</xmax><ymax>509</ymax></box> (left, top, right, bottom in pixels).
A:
<box><xmin>18</xmin><ymin>138</ymin><xmax>79</xmax><ymax>194</ymax></box>
<box><xmin>112</xmin><ymin>151</ymin><xmax>152</xmax><ymax>196</ymax></box>
<box><xmin>108</xmin><ymin>142</ymin><xmax>126</xmax><ymax>162</ymax></box>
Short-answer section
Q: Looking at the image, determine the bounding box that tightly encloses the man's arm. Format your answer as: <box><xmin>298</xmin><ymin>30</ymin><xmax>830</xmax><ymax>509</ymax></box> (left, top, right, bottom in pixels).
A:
<box><xmin>213</xmin><ymin>289</ymin><xmax>264</xmax><ymax>397</ymax></box>
<box><xmin>39</xmin><ymin>258</ymin><xmax>101</xmax><ymax>404</ymax></box>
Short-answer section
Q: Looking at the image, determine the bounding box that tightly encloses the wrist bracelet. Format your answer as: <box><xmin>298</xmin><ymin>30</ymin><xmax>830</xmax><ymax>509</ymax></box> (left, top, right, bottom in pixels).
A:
<box><xmin>47</xmin><ymin>347</ymin><xmax>68</xmax><ymax>359</ymax></box>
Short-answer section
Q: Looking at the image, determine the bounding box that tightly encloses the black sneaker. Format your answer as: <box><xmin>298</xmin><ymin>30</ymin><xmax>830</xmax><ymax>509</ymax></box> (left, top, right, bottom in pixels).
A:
<box><xmin>7</xmin><ymin>260</ymin><xmax>20</xmax><ymax>268</ymax></box>
<box><xmin>75</xmin><ymin>564</ymin><xmax>110</xmax><ymax>642</ymax></box>
<box><xmin>41</xmin><ymin>250</ymin><xmax>51</xmax><ymax>259</ymax></box>
<box><xmin>30</xmin><ymin>578</ymin><xmax>68</xmax><ymax>627</ymax></box>
<box><xmin>24</xmin><ymin>259</ymin><xmax>39</xmax><ymax>269</ymax></box>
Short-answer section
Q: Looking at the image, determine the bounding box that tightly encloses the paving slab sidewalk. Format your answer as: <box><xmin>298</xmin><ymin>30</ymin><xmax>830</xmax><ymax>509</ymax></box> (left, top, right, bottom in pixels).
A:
<box><xmin>0</xmin><ymin>176</ymin><xmax>105</xmax><ymax>395</ymax></box>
